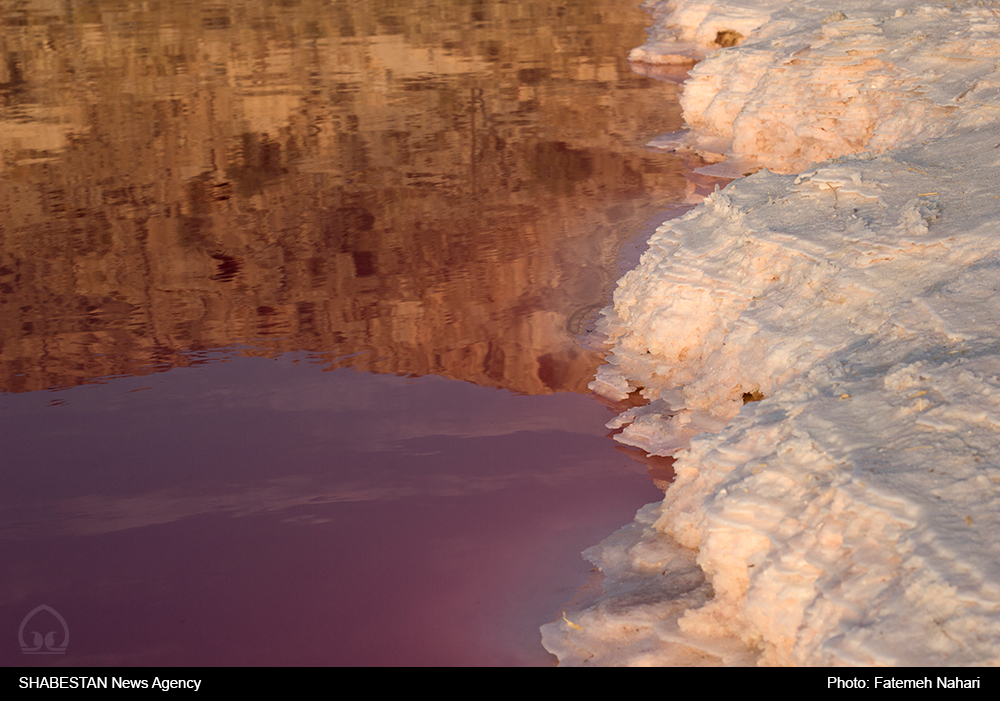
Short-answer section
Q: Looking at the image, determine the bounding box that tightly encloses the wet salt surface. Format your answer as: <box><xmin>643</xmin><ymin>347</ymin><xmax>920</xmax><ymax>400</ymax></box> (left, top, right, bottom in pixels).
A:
<box><xmin>1</xmin><ymin>353</ymin><xmax>663</xmax><ymax>665</ymax></box>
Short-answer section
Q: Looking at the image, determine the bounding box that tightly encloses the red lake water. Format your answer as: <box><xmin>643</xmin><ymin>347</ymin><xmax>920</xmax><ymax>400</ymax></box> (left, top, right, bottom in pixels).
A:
<box><xmin>0</xmin><ymin>0</ymin><xmax>700</xmax><ymax>666</ymax></box>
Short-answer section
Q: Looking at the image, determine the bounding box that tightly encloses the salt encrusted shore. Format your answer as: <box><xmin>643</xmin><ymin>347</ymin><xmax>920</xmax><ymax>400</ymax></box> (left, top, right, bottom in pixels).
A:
<box><xmin>543</xmin><ymin>0</ymin><xmax>1000</xmax><ymax>666</ymax></box>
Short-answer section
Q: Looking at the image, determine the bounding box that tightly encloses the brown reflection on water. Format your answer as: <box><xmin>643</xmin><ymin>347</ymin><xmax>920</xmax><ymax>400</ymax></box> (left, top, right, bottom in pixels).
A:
<box><xmin>0</xmin><ymin>0</ymin><xmax>686</xmax><ymax>395</ymax></box>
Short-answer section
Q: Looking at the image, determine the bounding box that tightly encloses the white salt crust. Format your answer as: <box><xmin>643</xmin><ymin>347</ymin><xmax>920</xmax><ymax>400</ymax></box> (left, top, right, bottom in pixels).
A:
<box><xmin>544</xmin><ymin>0</ymin><xmax>1000</xmax><ymax>666</ymax></box>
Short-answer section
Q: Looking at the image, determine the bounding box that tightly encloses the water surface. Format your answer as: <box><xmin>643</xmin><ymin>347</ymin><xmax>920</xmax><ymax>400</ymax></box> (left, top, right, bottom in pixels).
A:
<box><xmin>1</xmin><ymin>0</ymin><xmax>689</xmax><ymax>665</ymax></box>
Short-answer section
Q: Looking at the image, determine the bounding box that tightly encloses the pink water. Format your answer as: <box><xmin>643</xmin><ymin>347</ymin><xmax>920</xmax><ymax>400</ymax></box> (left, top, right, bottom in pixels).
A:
<box><xmin>0</xmin><ymin>0</ymin><xmax>692</xmax><ymax>666</ymax></box>
<box><xmin>2</xmin><ymin>354</ymin><xmax>665</xmax><ymax>665</ymax></box>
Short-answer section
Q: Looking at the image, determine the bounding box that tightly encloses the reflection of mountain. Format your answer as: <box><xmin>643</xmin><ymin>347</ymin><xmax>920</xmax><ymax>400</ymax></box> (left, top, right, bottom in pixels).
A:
<box><xmin>0</xmin><ymin>0</ymin><xmax>687</xmax><ymax>395</ymax></box>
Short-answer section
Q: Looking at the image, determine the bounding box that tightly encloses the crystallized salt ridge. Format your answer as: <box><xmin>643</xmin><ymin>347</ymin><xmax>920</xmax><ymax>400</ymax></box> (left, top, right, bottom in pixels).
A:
<box><xmin>633</xmin><ymin>0</ymin><xmax>1000</xmax><ymax>175</ymax></box>
<box><xmin>543</xmin><ymin>0</ymin><xmax>1000</xmax><ymax>666</ymax></box>
<box><xmin>628</xmin><ymin>0</ymin><xmax>787</xmax><ymax>65</ymax></box>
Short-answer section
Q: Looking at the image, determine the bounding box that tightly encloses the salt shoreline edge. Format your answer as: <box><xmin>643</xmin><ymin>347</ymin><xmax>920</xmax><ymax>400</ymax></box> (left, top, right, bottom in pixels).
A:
<box><xmin>542</xmin><ymin>0</ymin><xmax>1000</xmax><ymax>666</ymax></box>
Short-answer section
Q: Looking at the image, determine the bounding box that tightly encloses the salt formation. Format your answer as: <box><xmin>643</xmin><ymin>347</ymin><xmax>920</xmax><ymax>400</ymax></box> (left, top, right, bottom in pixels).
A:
<box><xmin>543</xmin><ymin>0</ymin><xmax>1000</xmax><ymax>665</ymax></box>
<box><xmin>633</xmin><ymin>0</ymin><xmax>1000</xmax><ymax>176</ymax></box>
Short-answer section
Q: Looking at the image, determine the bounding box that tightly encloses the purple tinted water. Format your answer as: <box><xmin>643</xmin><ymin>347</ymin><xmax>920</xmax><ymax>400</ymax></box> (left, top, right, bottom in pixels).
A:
<box><xmin>0</xmin><ymin>0</ymin><xmax>695</xmax><ymax>665</ymax></box>
<box><xmin>2</xmin><ymin>354</ymin><xmax>663</xmax><ymax>665</ymax></box>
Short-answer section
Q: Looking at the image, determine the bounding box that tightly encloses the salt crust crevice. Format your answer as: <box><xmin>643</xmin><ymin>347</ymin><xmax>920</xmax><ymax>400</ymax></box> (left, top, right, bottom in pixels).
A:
<box><xmin>544</xmin><ymin>0</ymin><xmax>1000</xmax><ymax>666</ymax></box>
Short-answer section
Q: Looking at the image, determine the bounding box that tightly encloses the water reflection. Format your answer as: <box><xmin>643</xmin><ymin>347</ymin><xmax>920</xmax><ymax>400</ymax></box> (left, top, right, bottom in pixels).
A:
<box><xmin>1</xmin><ymin>0</ymin><xmax>693</xmax><ymax>666</ymax></box>
<box><xmin>0</xmin><ymin>0</ymin><xmax>687</xmax><ymax>395</ymax></box>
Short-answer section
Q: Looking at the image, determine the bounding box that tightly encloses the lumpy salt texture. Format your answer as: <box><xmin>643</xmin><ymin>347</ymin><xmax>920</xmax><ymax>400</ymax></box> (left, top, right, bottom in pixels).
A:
<box><xmin>545</xmin><ymin>0</ymin><xmax>1000</xmax><ymax>666</ymax></box>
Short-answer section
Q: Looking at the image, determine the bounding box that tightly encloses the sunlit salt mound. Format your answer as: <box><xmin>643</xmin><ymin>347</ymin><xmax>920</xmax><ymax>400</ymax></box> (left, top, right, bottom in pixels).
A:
<box><xmin>628</xmin><ymin>0</ymin><xmax>785</xmax><ymax>65</ymax></box>
<box><xmin>543</xmin><ymin>0</ymin><xmax>1000</xmax><ymax>667</ymax></box>
<box><xmin>633</xmin><ymin>0</ymin><xmax>1000</xmax><ymax>175</ymax></box>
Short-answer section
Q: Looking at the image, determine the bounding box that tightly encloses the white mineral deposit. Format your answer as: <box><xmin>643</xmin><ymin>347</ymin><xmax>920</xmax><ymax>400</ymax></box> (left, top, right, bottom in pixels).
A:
<box><xmin>544</xmin><ymin>0</ymin><xmax>1000</xmax><ymax>666</ymax></box>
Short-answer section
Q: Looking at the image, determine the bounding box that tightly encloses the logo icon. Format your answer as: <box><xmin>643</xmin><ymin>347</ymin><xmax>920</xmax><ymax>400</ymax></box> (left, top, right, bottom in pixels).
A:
<box><xmin>19</xmin><ymin>604</ymin><xmax>69</xmax><ymax>654</ymax></box>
